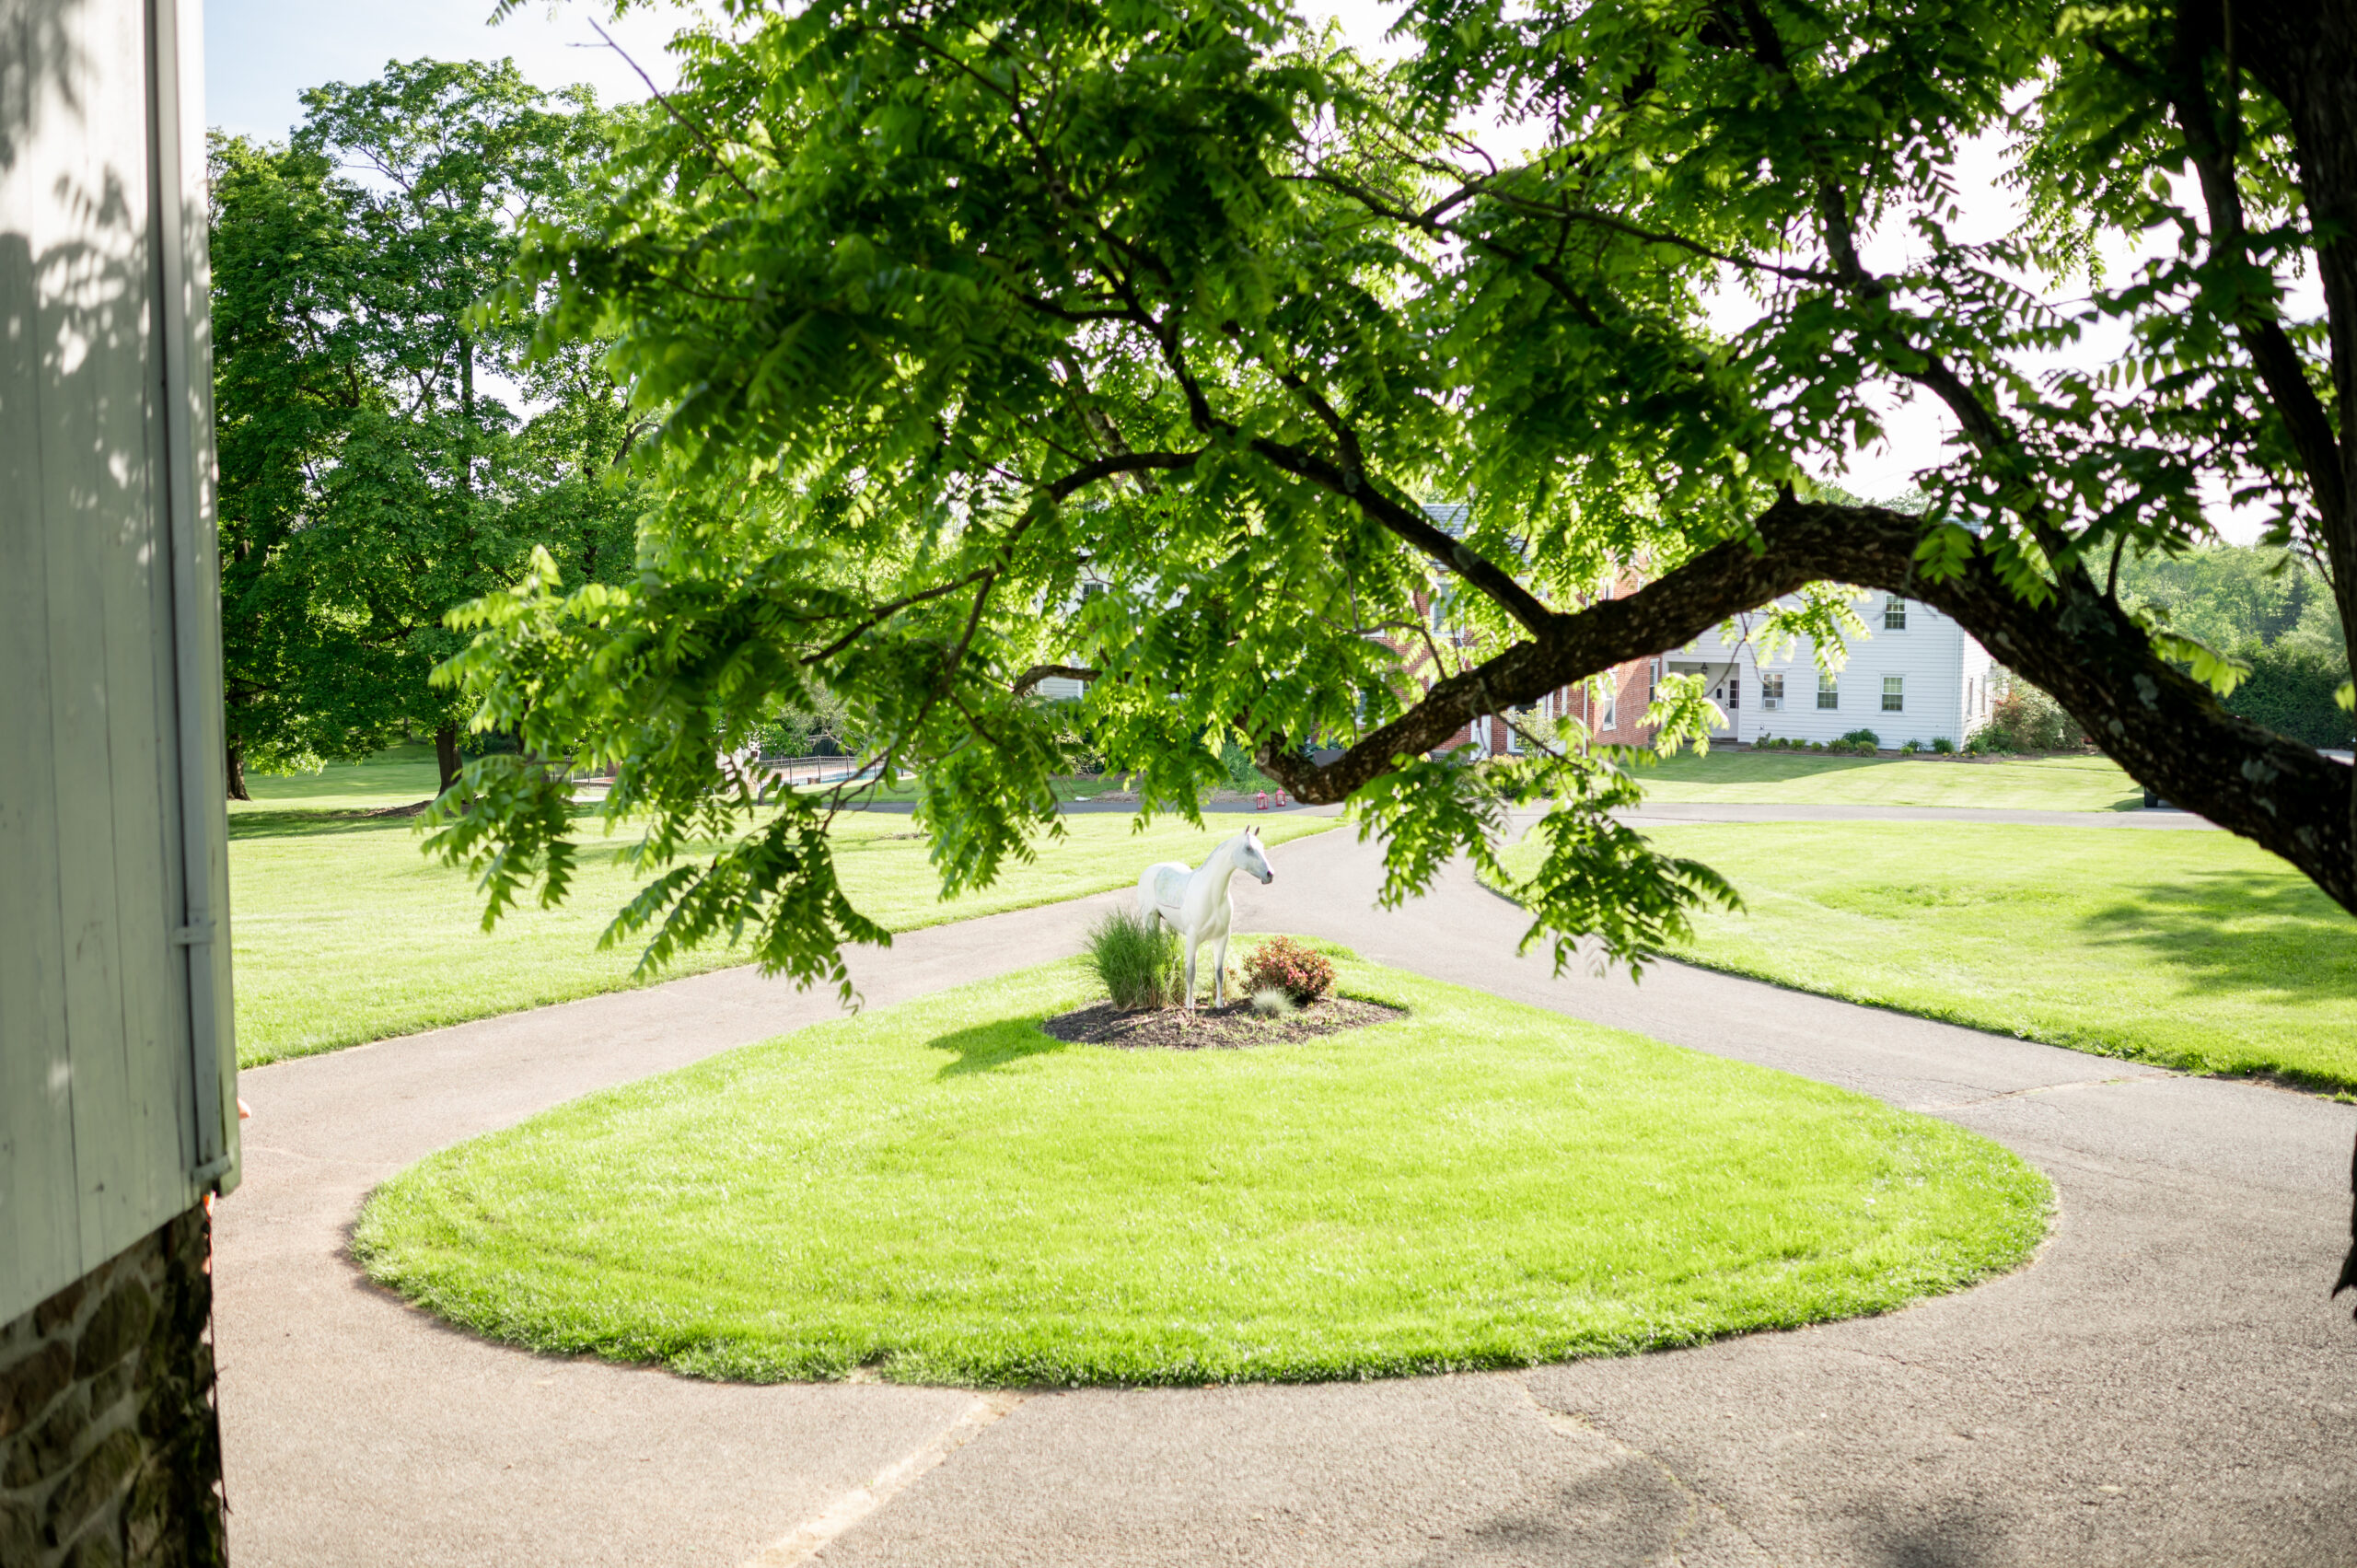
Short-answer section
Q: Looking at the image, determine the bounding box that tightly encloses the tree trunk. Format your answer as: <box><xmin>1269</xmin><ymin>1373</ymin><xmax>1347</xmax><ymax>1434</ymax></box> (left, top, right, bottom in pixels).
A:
<box><xmin>225</xmin><ymin>737</ymin><xmax>250</xmax><ymax>803</ymax></box>
<box><xmin>435</xmin><ymin>724</ymin><xmax>462</xmax><ymax>795</ymax></box>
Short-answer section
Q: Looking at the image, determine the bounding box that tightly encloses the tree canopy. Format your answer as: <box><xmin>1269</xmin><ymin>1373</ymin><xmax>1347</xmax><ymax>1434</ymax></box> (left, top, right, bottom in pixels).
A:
<box><xmin>211</xmin><ymin>60</ymin><xmax>645</xmax><ymax>796</ymax></box>
<box><xmin>430</xmin><ymin>0</ymin><xmax>2357</xmax><ymax>1004</ymax></box>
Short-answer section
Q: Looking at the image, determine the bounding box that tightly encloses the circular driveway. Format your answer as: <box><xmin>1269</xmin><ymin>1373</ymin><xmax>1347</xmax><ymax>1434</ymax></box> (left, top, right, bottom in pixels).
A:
<box><xmin>215</xmin><ymin>815</ymin><xmax>2354</xmax><ymax>1566</ymax></box>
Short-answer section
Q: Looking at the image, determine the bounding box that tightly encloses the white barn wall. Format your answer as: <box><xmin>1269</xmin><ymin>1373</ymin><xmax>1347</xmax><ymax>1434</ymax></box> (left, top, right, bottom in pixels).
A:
<box><xmin>0</xmin><ymin>0</ymin><xmax>237</xmax><ymax>1323</ymax></box>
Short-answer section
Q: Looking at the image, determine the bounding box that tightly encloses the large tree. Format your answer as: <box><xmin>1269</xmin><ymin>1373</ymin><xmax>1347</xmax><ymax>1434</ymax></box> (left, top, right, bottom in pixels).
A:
<box><xmin>212</xmin><ymin>62</ymin><xmax>644</xmax><ymax>796</ymax></box>
<box><xmin>443</xmin><ymin>0</ymin><xmax>2354</xmax><ymax>951</ymax></box>
<box><xmin>435</xmin><ymin>0</ymin><xmax>2356</xmax><ymax>1237</ymax></box>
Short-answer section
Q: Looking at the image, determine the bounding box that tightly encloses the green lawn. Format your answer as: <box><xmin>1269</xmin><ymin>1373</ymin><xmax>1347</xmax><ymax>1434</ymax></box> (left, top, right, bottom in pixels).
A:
<box><xmin>237</xmin><ymin>745</ymin><xmax>1131</xmax><ymax>812</ymax></box>
<box><xmin>1499</xmin><ymin>821</ymin><xmax>2357</xmax><ymax>1091</ymax></box>
<box><xmin>235</xmin><ymin>743</ymin><xmax>446</xmax><ymax>815</ymax></box>
<box><xmin>1632</xmin><ymin>749</ymin><xmax>2141</xmax><ymax>812</ymax></box>
<box><xmin>353</xmin><ymin>955</ymin><xmax>2049</xmax><ymax>1388</ymax></box>
<box><xmin>230</xmin><ymin>806</ymin><xmax>1335</xmax><ymax>1067</ymax></box>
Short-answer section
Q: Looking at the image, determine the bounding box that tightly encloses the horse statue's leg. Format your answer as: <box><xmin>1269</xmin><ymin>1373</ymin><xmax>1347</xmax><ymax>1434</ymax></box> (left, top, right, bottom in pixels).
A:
<box><xmin>1182</xmin><ymin>935</ymin><xmax>1200</xmax><ymax>1012</ymax></box>
<box><xmin>1212</xmin><ymin>933</ymin><xmax>1230</xmax><ymax>1006</ymax></box>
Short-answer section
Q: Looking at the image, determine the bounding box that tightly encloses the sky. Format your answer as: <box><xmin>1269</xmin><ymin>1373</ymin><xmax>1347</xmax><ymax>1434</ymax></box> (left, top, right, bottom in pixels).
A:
<box><xmin>203</xmin><ymin>0</ymin><xmax>689</xmax><ymax>143</ymax></box>
<box><xmin>203</xmin><ymin>0</ymin><xmax>2267</xmax><ymax>540</ymax></box>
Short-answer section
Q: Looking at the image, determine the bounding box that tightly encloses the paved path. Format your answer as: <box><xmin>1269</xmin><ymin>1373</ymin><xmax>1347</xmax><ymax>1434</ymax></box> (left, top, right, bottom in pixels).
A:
<box><xmin>215</xmin><ymin>820</ymin><xmax>2352</xmax><ymax>1567</ymax></box>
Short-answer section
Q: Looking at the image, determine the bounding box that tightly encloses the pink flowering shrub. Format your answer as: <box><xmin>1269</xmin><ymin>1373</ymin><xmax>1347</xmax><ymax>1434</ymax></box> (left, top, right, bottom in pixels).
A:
<box><xmin>1242</xmin><ymin>936</ymin><xmax>1335</xmax><ymax>1006</ymax></box>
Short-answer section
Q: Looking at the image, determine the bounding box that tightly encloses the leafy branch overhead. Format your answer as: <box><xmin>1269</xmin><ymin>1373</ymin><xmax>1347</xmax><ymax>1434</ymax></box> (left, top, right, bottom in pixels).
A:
<box><xmin>433</xmin><ymin>0</ymin><xmax>2357</xmax><ymax>1001</ymax></box>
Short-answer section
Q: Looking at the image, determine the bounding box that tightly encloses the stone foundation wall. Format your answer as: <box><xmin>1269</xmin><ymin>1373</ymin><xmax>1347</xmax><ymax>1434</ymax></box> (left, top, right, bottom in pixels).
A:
<box><xmin>0</xmin><ymin>1207</ymin><xmax>227</xmax><ymax>1568</ymax></box>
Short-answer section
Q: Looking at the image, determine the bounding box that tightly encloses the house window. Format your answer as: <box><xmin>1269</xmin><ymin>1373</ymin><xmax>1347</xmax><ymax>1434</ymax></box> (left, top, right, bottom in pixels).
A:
<box><xmin>1817</xmin><ymin>672</ymin><xmax>1839</xmax><ymax>710</ymax></box>
<box><xmin>1883</xmin><ymin>675</ymin><xmax>1905</xmax><ymax>712</ymax></box>
<box><xmin>1507</xmin><ymin>703</ymin><xmax>1542</xmax><ymax>753</ymax></box>
<box><xmin>1647</xmin><ymin>658</ymin><xmax>1659</xmax><ymax>702</ymax></box>
<box><xmin>1601</xmin><ymin>687</ymin><xmax>1618</xmax><ymax>730</ymax></box>
<box><xmin>1885</xmin><ymin>596</ymin><xmax>1908</xmax><ymax>630</ymax></box>
<box><xmin>1760</xmin><ymin>673</ymin><xmax>1784</xmax><ymax>710</ymax></box>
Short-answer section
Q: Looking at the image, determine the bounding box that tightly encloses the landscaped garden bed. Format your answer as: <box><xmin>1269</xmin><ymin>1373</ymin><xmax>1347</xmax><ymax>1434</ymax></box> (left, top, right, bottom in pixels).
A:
<box><xmin>353</xmin><ymin>956</ymin><xmax>2049</xmax><ymax>1388</ymax></box>
<box><xmin>1039</xmin><ymin>994</ymin><xmax>1405</xmax><ymax>1050</ymax></box>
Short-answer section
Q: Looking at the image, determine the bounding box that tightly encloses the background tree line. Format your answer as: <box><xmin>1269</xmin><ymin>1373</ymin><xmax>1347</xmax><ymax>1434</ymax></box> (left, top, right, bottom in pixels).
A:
<box><xmin>2119</xmin><ymin>547</ymin><xmax>2354</xmax><ymax>750</ymax></box>
<box><xmin>210</xmin><ymin>59</ymin><xmax>645</xmax><ymax>797</ymax></box>
<box><xmin>1985</xmin><ymin>545</ymin><xmax>2353</xmax><ymax>753</ymax></box>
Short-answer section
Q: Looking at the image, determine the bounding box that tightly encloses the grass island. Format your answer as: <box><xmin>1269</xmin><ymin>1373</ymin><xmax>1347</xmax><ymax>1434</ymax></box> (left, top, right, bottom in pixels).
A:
<box><xmin>354</xmin><ymin>951</ymin><xmax>2049</xmax><ymax>1388</ymax></box>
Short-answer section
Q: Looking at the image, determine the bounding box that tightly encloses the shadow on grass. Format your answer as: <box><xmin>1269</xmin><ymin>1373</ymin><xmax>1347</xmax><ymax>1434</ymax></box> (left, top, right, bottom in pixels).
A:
<box><xmin>2074</xmin><ymin>872</ymin><xmax>2357</xmax><ymax>1005</ymax></box>
<box><xmin>227</xmin><ymin>800</ymin><xmax>614</xmax><ymax>842</ymax></box>
<box><xmin>928</xmin><ymin>1018</ymin><xmax>1071</xmax><ymax>1078</ymax></box>
<box><xmin>227</xmin><ymin>809</ymin><xmax>434</xmax><ymax>842</ymax></box>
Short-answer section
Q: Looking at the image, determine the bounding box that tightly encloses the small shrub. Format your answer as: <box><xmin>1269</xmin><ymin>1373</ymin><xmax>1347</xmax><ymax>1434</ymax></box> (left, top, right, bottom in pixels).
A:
<box><xmin>1930</xmin><ymin>737</ymin><xmax>1956</xmax><ymax>755</ymax></box>
<box><xmin>1217</xmin><ymin>737</ymin><xmax>1276</xmax><ymax>794</ymax></box>
<box><xmin>1243</xmin><ymin>936</ymin><xmax>1335</xmax><ymax>1006</ymax></box>
<box><xmin>1980</xmin><ymin>677</ymin><xmax>2086</xmax><ymax>752</ymax></box>
<box><xmin>1086</xmin><ymin>909</ymin><xmax>1183</xmax><ymax>1010</ymax></box>
<box><xmin>1900</xmin><ymin>738</ymin><xmax>1922</xmax><ymax>753</ymax></box>
<box><xmin>1250</xmin><ymin>986</ymin><xmax>1296</xmax><ymax>1017</ymax></box>
<box><xmin>1838</xmin><ymin>728</ymin><xmax>1882</xmax><ymax>749</ymax></box>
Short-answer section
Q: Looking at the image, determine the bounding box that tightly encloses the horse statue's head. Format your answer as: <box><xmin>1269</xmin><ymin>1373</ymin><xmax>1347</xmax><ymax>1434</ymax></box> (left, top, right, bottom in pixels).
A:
<box><xmin>1236</xmin><ymin>826</ymin><xmax>1273</xmax><ymax>885</ymax></box>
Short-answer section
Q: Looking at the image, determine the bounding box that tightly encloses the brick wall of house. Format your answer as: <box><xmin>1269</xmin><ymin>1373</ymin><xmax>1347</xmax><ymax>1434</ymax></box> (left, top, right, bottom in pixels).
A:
<box><xmin>0</xmin><ymin>1207</ymin><xmax>226</xmax><ymax>1568</ymax></box>
<box><xmin>1387</xmin><ymin>573</ymin><xmax>1660</xmax><ymax>757</ymax></box>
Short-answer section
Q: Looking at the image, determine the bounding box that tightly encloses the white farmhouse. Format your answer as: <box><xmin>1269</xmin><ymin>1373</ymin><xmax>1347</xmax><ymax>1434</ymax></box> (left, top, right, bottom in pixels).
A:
<box><xmin>1669</xmin><ymin>592</ymin><xmax>1997</xmax><ymax>748</ymax></box>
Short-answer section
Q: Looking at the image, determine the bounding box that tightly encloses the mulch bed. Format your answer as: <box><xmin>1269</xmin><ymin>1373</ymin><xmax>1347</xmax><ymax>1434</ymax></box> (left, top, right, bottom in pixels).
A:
<box><xmin>1039</xmin><ymin>995</ymin><xmax>1406</xmax><ymax>1051</ymax></box>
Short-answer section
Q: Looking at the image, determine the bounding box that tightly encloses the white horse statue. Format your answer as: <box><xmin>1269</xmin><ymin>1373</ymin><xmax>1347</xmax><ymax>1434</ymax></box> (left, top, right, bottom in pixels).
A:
<box><xmin>1137</xmin><ymin>827</ymin><xmax>1275</xmax><ymax>1010</ymax></box>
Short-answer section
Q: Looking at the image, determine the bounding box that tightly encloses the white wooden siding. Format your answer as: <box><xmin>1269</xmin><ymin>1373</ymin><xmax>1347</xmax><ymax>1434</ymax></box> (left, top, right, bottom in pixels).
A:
<box><xmin>1</xmin><ymin>0</ymin><xmax>237</xmax><ymax>1322</ymax></box>
<box><xmin>1678</xmin><ymin>593</ymin><xmax>1991</xmax><ymax>746</ymax></box>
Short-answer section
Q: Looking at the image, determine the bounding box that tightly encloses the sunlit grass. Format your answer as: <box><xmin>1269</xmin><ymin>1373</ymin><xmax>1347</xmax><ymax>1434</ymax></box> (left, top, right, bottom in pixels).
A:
<box><xmin>354</xmin><ymin>957</ymin><xmax>2049</xmax><ymax>1388</ymax></box>
<box><xmin>1632</xmin><ymin>749</ymin><xmax>2140</xmax><ymax>812</ymax></box>
<box><xmin>1499</xmin><ymin>821</ymin><xmax>2357</xmax><ymax>1090</ymax></box>
<box><xmin>235</xmin><ymin>742</ymin><xmax>445</xmax><ymax>815</ymax></box>
<box><xmin>230</xmin><ymin>788</ymin><xmax>1334</xmax><ymax>1066</ymax></box>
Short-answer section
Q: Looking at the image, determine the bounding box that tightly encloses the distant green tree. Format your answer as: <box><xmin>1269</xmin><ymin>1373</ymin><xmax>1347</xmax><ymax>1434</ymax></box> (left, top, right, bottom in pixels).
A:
<box><xmin>210</xmin><ymin>61</ymin><xmax>644</xmax><ymax>797</ymax></box>
<box><xmin>2226</xmin><ymin>645</ymin><xmax>2357</xmax><ymax>749</ymax></box>
<box><xmin>2119</xmin><ymin>545</ymin><xmax>2343</xmax><ymax>654</ymax></box>
<box><xmin>2113</xmin><ymin>546</ymin><xmax>2353</xmax><ymax>748</ymax></box>
<box><xmin>210</xmin><ymin>133</ymin><xmax>387</xmax><ymax>798</ymax></box>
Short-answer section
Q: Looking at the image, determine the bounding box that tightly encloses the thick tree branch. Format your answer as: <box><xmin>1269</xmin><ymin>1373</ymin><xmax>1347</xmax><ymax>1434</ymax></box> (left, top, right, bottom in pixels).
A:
<box><xmin>1045</xmin><ymin>449</ymin><xmax>1202</xmax><ymax>501</ymax></box>
<box><xmin>2105</xmin><ymin>10</ymin><xmax>2350</xmax><ymax>530</ymax></box>
<box><xmin>1247</xmin><ymin>437</ymin><xmax>1558</xmax><ymax>637</ymax></box>
<box><xmin>1012</xmin><ymin>662</ymin><xmax>1097</xmax><ymax>695</ymax></box>
<box><xmin>1256</xmin><ymin>498</ymin><xmax>2357</xmax><ymax>914</ymax></box>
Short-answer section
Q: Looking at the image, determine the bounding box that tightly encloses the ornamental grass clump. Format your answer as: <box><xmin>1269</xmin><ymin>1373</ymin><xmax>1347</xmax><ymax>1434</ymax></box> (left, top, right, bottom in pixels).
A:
<box><xmin>1244</xmin><ymin>936</ymin><xmax>1335</xmax><ymax>1006</ymax></box>
<box><xmin>1086</xmin><ymin>909</ymin><xmax>1183</xmax><ymax>1010</ymax></box>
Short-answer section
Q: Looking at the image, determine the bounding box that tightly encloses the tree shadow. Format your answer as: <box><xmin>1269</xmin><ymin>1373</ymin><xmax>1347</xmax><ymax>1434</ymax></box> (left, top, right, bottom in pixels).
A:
<box><xmin>227</xmin><ymin>808</ymin><xmax>435</xmax><ymax>842</ymax></box>
<box><xmin>927</xmin><ymin>1018</ymin><xmax>1070</xmax><ymax>1078</ymax></box>
<box><xmin>1446</xmin><ymin>1460</ymin><xmax>2014</xmax><ymax>1567</ymax></box>
<box><xmin>2074</xmin><ymin>871</ymin><xmax>2357</xmax><ymax>1004</ymax></box>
